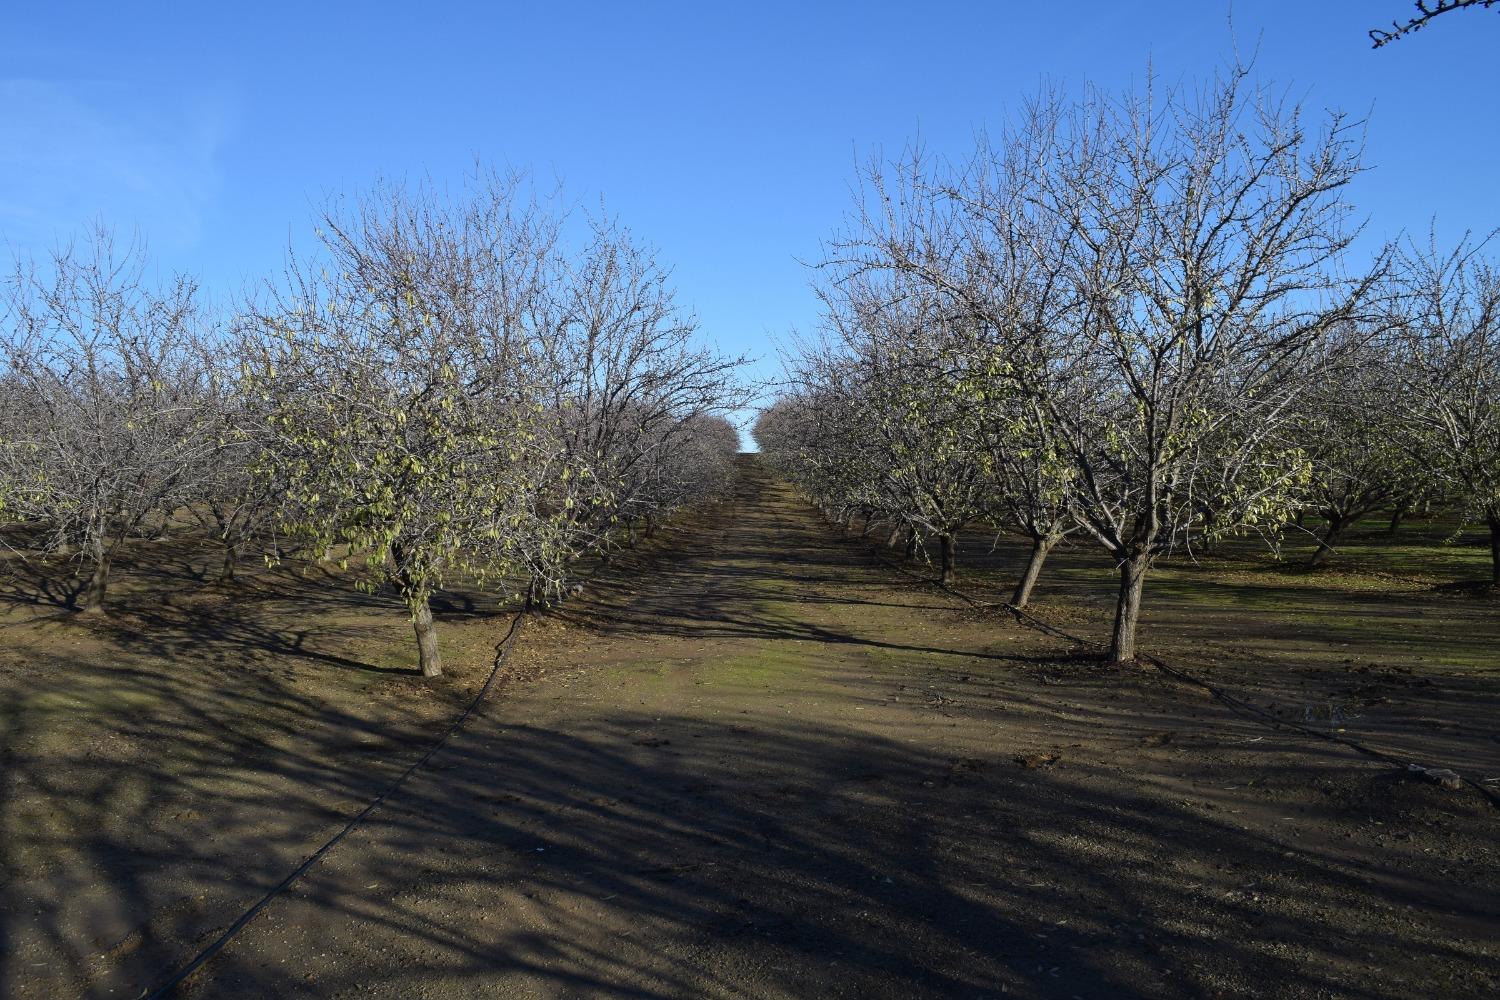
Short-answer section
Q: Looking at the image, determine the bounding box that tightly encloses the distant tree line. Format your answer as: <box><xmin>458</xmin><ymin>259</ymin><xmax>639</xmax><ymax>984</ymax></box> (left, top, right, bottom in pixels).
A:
<box><xmin>0</xmin><ymin>171</ymin><xmax>747</xmax><ymax>677</ymax></box>
<box><xmin>757</xmin><ymin>66</ymin><xmax>1500</xmax><ymax>664</ymax></box>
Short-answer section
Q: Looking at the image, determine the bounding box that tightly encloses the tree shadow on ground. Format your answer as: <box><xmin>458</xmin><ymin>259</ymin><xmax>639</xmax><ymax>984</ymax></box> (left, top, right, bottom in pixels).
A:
<box><xmin>60</xmin><ymin>687</ymin><xmax>1500</xmax><ymax>997</ymax></box>
<box><xmin>9</xmin><ymin>667</ymin><xmax>1499</xmax><ymax>999</ymax></box>
<box><xmin>4</xmin><ymin>461</ymin><xmax>1498</xmax><ymax>999</ymax></box>
<box><xmin>845</xmin><ymin>516</ymin><xmax>1500</xmax><ymax>779</ymax></box>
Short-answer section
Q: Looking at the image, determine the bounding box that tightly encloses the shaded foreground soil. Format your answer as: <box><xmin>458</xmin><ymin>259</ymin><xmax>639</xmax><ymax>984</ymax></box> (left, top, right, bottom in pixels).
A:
<box><xmin>7</xmin><ymin>459</ymin><xmax>1500</xmax><ymax>998</ymax></box>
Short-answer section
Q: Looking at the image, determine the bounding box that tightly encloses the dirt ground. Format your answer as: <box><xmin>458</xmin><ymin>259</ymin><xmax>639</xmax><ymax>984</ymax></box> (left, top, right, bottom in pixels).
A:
<box><xmin>3</xmin><ymin>458</ymin><xmax>1498</xmax><ymax>998</ymax></box>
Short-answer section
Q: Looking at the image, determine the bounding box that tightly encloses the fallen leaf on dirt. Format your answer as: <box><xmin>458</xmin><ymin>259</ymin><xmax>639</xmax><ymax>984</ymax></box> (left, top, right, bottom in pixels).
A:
<box><xmin>1014</xmin><ymin>753</ymin><xmax>1060</xmax><ymax>769</ymax></box>
<box><xmin>1408</xmin><ymin>764</ymin><xmax>1463</xmax><ymax>791</ymax></box>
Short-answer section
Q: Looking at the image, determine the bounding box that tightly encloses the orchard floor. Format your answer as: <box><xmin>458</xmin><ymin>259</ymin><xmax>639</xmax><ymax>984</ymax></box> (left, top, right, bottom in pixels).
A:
<box><xmin>4</xmin><ymin>459</ymin><xmax>1499</xmax><ymax>999</ymax></box>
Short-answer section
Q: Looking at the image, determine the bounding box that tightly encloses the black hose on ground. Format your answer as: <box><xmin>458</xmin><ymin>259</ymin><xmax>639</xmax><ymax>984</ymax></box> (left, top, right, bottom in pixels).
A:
<box><xmin>134</xmin><ymin>611</ymin><xmax>529</xmax><ymax>999</ymax></box>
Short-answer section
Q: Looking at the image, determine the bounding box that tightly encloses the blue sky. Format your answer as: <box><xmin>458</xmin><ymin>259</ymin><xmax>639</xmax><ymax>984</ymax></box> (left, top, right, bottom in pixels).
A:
<box><xmin>4</xmin><ymin>1</ymin><xmax>1498</xmax><ymax>440</ymax></box>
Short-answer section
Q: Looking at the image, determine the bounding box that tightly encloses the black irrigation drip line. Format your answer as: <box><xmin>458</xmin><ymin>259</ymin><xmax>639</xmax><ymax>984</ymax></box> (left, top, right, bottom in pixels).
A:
<box><xmin>852</xmin><ymin>530</ymin><xmax>1500</xmax><ymax>813</ymax></box>
<box><xmin>134</xmin><ymin>611</ymin><xmax>530</xmax><ymax>1000</ymax></box>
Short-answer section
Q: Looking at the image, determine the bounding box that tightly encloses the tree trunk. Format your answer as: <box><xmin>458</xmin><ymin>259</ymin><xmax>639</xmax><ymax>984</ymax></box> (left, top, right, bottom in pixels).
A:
<box><xmin>219</xmin><ymin>540</ymin><xmax>240</xmax><ymax>583</ymax></box>
<box><xmin>1011</xmin><ymin>534</ymin><xmax>1058</xmax><ymax>608</ymax></box>
<box><xmin>904</xmin><ymin>529</ymin><xmax>918</xmax><ymax>560</ymax></box>
<box><xmin>644</xmin><ymin>513</ymin><xmax>656</xmax><ymax>539</ymax></box>
<box><xmin>410</xmin><ymin>596</ymin><xmax>443</xmax><ymax>678</ymax></box>
<box><xmin>80</xmin><ymin>537</ymin><xmax>110</xmax><ymax>614</ymax></box>
<box><xmin>885</xmin><ymin>522</ymin><xmax>905</xmax><ymax>548</ymax></box>
<box><xmin>938</xmin><ymin>533</ymin><xmax>956</xmax><ymax>585</ymax></box>
<box><xmin>1388</xmin><ymin>503</ymin><xmax>1409</xmax><ymax>537</ymax></box>
<box><xmin>1309</xmin><ymin>514</ymin><xmax>1345</xmax><ymax>567</ymax></box>
<box><xmin>1108</xmin><ymin>553</ymin><xmax>1150</xmax><ymax>664</ymax></box>
<box><xmin>1488</xmin><ymin>509</ymin><xmax>1500</xmax><ymax>588</ymax></box>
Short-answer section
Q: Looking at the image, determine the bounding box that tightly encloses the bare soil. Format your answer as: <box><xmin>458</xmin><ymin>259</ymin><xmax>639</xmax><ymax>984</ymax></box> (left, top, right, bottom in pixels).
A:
<box><xmin>3</xmin><ymin>458</ymin><xmax>1498</xmax><ymax>998</ymax></box>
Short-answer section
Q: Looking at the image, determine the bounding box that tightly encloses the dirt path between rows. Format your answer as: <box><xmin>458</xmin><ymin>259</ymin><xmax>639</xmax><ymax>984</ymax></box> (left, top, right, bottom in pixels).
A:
<box><xmin>42</xmin><ymin>460</ymin><xmax>1500</xmax><ymax>998</ymax></box>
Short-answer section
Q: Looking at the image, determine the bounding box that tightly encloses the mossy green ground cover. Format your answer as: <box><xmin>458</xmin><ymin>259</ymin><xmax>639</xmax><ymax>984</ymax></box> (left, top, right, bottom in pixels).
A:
<box><xmin>940</xmin><ymin>513</ymin><xmax>1499</xmax><ymax>678</ymax></box>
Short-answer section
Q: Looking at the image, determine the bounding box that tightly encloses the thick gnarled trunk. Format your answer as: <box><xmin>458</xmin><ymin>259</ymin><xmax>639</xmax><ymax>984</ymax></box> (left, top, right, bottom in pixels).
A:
<box><xmin>1011</xmin><ymin>533</ymin><xmax>1058</xmax><ymax>609</ymax></box>
<box><xmin>80</xmin><ymin>551</ymin><xmax>111</xmax><ymax>614</ymax></box>
<box><xmin>220</xmin><ymin>535</ymin><xmax>241</xmax><ymax>583</ymax></box>
<box><xmin>393</xmin><ymin>541</ymin><xmax>443</xmax><ymax>678</ymax></box>
<box><xmin>1387</xmin><ymin>502</ymin><xmax>1409</xmax><ymax>537</ymax></box>
<box><xmin>410</xmin><ymin>596</ymin><xmax>443</xmax><ymax>678</ymax></box>
<box><xmin>75</xmin><ymin>527</ymin><xmax>115</xmax><ymax>614</ymax></box>
<box><xmin>1108</xmin><ymin>553</ymin><xmax>1150</xmax><ymax>664</ymax></box>
<box><xmin>1309</xmin><ymin>514</ymin><xmax>1345</xmax><ymax>567</ymax></box>
<box><xmin>937</xmin><ymin>533</ymin><xmax>956</xmax><ymax>585</ymax></box>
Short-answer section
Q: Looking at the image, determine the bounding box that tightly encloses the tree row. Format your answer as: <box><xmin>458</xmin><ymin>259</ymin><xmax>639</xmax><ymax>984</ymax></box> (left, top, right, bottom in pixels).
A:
<box><xmin>0</xmin><ymin>172</ymin><xmax>747</xmax><ymax>676</ymax></box>
<box><xmin>757</xmin><ymin>67</ymin><xmax>1500</xmax><ymax>663</ymax></box>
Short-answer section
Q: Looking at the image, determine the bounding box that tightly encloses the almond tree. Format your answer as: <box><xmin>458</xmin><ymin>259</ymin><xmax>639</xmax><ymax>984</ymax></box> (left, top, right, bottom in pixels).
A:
<box><xmin>824</xmin><ymin>121</ymin><xmax>1086</xmax><ymax>607</ymax></box>
<box><xmin>1392</xmin><ymin>236</ymin><xmax>1500</xmax><ymax>585</ymax></box>
<box><xmin>188</xmin><ymin>324</ymin><xmax>289</xmax><ymax>582</ymax></box>
<box><xmin>0</xmin><ymin>228</ymin><xmax>218</xmax><ymax>612</ymax></box>
<box><xmin>822</xmin><ymin>66</ymin><xmax>1385</xmax><ymax>661</ymax></box>
<box><xmin>985</xmin><ymin>395</ymin><xmax>1079</xmax><ymax>607</ymax></box>
<box><xmin>248</xmin><ymin>175</ymin><xmax>559</xmax><ymax>677</ymax></box>
<box><xmin>529</xmin><ymin>217</ymin><xmax>750</xmax><ymax>583</ymax></box>
<box><xmin>250</xmin><ymin>175</ymin><xmax>748</xmax><ymax>670</ymax></box>
<box><xmin>1295</xmin><ymin>337</ymin><xmax>1419</xmax><ymax>566</ymax></box>
<box><xmin>805</xmin><ymin>273</ymin><xmax>1001</xmax><ymax>583</ymax></box>
<box><xmin>1037</xmin><ymin>70</ymin><xmax>1385</xmax><ymax>660</ymax></box>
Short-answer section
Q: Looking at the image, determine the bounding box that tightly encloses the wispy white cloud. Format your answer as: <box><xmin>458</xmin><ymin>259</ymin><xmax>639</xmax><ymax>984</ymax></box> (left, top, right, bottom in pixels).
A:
<box><xmin>0</xmin><ymin>78</ymin><xmax>230</xmax><ymax>256</ymax></box>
